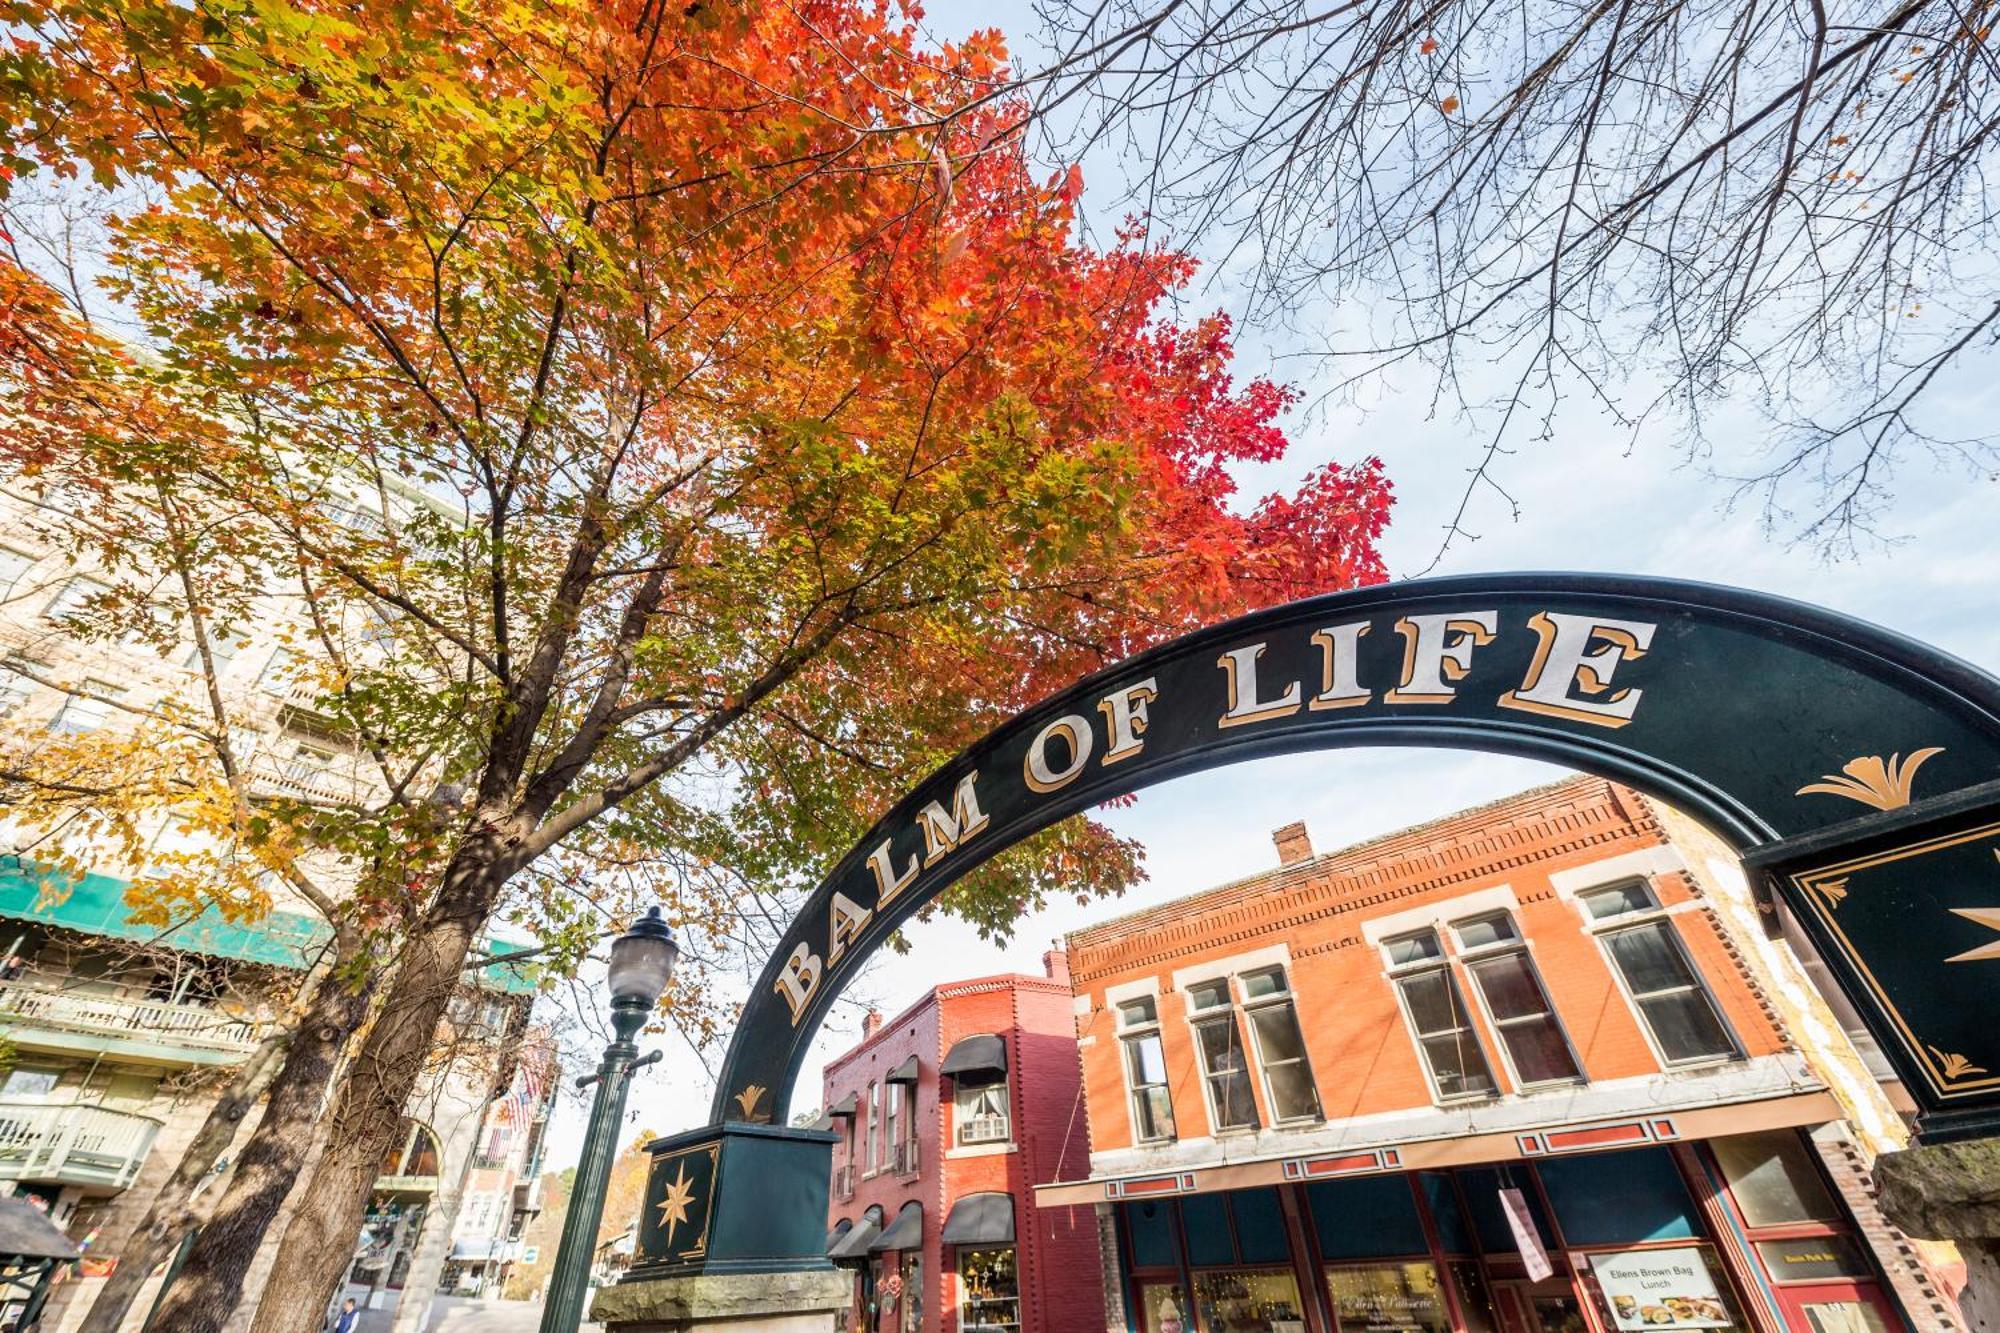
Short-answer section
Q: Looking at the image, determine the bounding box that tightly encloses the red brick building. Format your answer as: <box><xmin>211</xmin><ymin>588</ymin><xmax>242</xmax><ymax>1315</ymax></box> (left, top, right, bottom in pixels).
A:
<box><xmin>1038</xmin><ymin>777</ymin><xmax>1961</xmax><ymax>1333</ymax></box>
<box><xmin>820</xmin><ymin>957</ymin><xmax>1103</xmax><ymax>1333</ymax></box>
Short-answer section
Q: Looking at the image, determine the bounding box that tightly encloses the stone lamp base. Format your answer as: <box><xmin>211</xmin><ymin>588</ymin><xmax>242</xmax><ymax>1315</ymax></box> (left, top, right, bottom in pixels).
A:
<box><xmin>591</xmin><ymin>1269</ymin><xmax>851</xmax><ymax>1332</ymax></box>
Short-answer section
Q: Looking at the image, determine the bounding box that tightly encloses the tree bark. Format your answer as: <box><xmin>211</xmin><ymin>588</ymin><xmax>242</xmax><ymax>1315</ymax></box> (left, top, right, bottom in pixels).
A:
<box><xmin>147</xmin><ymin>962</ymin><xmax>375</xmax><ymax>1333</ymax></box>
<box><xmin>73</xmin><ymin>1036</ymin><xmax>287</xmax><ymax>1333</ymax></box>
<box><xmin>246</xmin><ymin>845</ymin><xmax>508</xmax><ymax>1333</ymax></box>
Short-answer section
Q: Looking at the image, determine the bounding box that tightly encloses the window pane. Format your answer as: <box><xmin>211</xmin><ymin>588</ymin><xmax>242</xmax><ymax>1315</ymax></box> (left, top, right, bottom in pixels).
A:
<box><xmin>1399</xmin><ymin>971</ymin><xmax>1463</xmax><ymax>1035</ymax></box>
<box><xmin>1638</xmin><ymin>990</ymin><xmax>1736</xmax><ymax>1062</ymax></box>
<box><xmin>1712</xmin><ymin>1132</ymin><xmax>1840</xmax><ymax>1225</ymax></box>
<box><xmin>1467</xmin><ymin>953</ymin><xmax>1552</xmax><ymax>1020</ymax></box>
<box><xmin>1326</xmin><ymin>1262</ymin><xmax>1451</xmax><ymax>1333</ymax></box>
<box><xmin>1581</xmin><ymin>881</ymin><xmax>1658</xmax><ymax>919</ymax></box>
<box><xmin>1606</xmin><ymin>922</ymin><xmax>1699</xmax><ymax>994</ymax></box>
<box><xmin>1188</xmin><ymin>979</ymin><xmax>1230</xmax><ymax>1011</ymax></box>
<box><xmin>1250</xmin><ymin>1004</ymin><xmax>1308</xmax><ymax>1064</ymax></box>
<box><xmin>1118</xmin><ymin>996</ymin><xmax>1157</xmax><ymax>1026</ymax></box>
<box><xmin>1455</xmin><ymin>914</ymin><xmax>1519</xmax><ymax>949</ymax></box>
<box><xmin>1241</xmin><ymin>968</ymin><xmax>1288</xmax><ymax>1000</ymax></box>
<box><xmin>1498</xmin><ymin>1015</ymin><xmax>1580</xmax><ymax>1084</ymax></box>
<box><xmin>1265</xmin><ymin>1060</ymin><xmax>1321</xmax><ymax>1121</ymax></box>
<box><xmin>1386</xmin><ymin>932</ymin><xmax>1442</xmax><ymax>965</ymax></box>
<box><xmin>1126</xmin><ymin>1032</ymin><xmax>1169</xmax><ymax>1086</ymax></box>
<box><xmin>1133</xmin><ymin>1084</ymin><xmax>1176</xmax><ymax>1141</ymax></box>
<box><xmin>1197</xmin><ymin>1017</ymin><xmax>1258</xmax><ymax>1128</ymax></box>
<box><xmin>1420</xmin><ymin>1034</ymin><xmax>1496</xmax><ymax>1098</ymax></box>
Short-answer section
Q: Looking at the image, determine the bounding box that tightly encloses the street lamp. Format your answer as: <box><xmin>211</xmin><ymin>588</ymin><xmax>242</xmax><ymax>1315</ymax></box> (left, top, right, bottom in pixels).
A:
<box><xmin>538</xmin><ymin>907</ymin><xmax>679</xmax><ymax>1333</ymax></box>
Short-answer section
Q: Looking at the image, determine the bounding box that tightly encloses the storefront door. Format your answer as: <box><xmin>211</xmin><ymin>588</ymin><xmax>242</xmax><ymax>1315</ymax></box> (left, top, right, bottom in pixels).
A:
<box><xmin>1770</xmin><ymin>1281</ymin><xmax>1897</xmax><ymax>1333</ymax></box>
<box><xmin>1494</xmin><ymin>1280</ymin><xmax>1590</xmax><ymax>1333</ymax></box>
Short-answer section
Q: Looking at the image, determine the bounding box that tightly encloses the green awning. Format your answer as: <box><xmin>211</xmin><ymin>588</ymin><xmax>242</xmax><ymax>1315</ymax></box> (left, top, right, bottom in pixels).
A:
<box><xmin>0</xmin><ymin>857</ymin><xmax>538</xmax><ymax>994</ymax></box>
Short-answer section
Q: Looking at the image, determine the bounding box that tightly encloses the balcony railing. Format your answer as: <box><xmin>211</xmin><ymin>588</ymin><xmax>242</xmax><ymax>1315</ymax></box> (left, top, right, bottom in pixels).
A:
<box><xmin>891</xmin><ymin>1140</ymin><xmax>921</xmax><ymax>1175</ymax></box>
<box><xmin>833</xmin><ymin>1164</ymin><xmax>855</xmax><ymax>1201</ymax></box>
<box><xmin>958</xmin><ymin>1115</ymin><xmax>1010</xmax><ymax>1146</ymax></box>
<box><xmin>0</xmin><ymin>1102</ymin><xmax>160</xmax><ymax>1190</ymax></box>
<box><xmin>0</xmin><ymin>976</ymin><xmax>267</xmax><ymax>1056</ymax></box>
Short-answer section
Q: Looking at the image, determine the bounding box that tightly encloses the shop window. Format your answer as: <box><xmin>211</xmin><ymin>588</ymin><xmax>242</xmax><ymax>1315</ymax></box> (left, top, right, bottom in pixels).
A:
<box><xmin>1188</xmin><ymin>979</ymin><xmax>1260</xmax><ymax>1131</ymax></box>
<box><xmin>1326</xmin><ymin>1261</ymin><xmax>1451</xmax><ymax>1333</ymax></box>
<box><xmin>1582</xmin><ymin>1243</ymin><xmax>1747</xmax><ymax>1333</ymax></box>
<box><xmin>1580</xmin><ymin>882</ymin><xmax>1739</xmax><ymax>1065</ymax></box>
<box><xmin>1230</xmin><ymin>1188</ymin><xmax>1291</xmax><ymax>1265</ymax></box>
<box><xmin>1125</xmin><ymin>1199</ymin><xmax>1181</xmax><ymax>1269</ymax></box>
<box><xmin>1308</xmin><ymin>1175</ymin><xmax>1430</xmax><ymax>1260</ymax></box>
<box><xmin>1241</xmin><ymin>968</ymin><xmax>1321</xmax><ymax>1122</ymax></box>
<box><xmin>1448</xmin><ymin>1260</ymin><xmax>1501</xmax><ymax>1333</ymax></box>
<box><xmin>1136</xmin><ymin>1279</ymin><xmax>1195</xmax><ymax>1333</ymax></box>
<box><xmin>1451</xmin><ymin>914</ymin><xmax>1582</xmax><ymax>1087</ymax></box>
<box><xmin>1420</xmin><ymin>1172</ymin><xmax>1473</xmax><ymax>1255</ymax></box>
<box><xmin>1536</xmin><ymin>1148</ymin><xmax>1700</xmax><ymax>1246</ymax></box>
<box><xmin>958</xmin><ymin>1246</ymin><xmax>1015</xmax><ymax>1329</ymax></box>
<box><xmin>1119</xmin><ymin>997</ymin><xmax>1177</xmax><ymax>1143</ymax></box>
<box><xmin>1184</xmin><ymin>1193</ymin><xmax>1236</xmax><ymax>1267</ymax></box>
<box><xmin>954</xmin><ymin>1078</ymin><xmax>1010</xmax><ymax>1145</ymax></box>
<box><xmin>1384</xmin><ymin>930</ymin><xmax>1497</xmax><ymax>1101</ymax></box>
<box><xmin>1456</xmin><ymin>1167</ymin><xmax>1553</xmax><ymax>1256</ymax></box>
<box><xmin>1710</xmin><ymin>1132</ymin><xmax>1841</xmax><ymax>1228</ymax></box>
<box><xmin>1190</xmin><ymin>1267</ymin><xmax>1307</xmax><ymax>1332</ymax></box>
<box><xmin>900</xmin><ymin>1253</ymin><xmax>923</xmax><ymax>1333</ymax></box>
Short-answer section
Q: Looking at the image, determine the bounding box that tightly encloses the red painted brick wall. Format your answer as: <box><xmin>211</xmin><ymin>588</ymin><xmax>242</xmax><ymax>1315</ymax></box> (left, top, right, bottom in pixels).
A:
<box><xmin>823</xmin><ymin>966</ymin><xmax>1105</xmax><ymax>1333</ymax></box>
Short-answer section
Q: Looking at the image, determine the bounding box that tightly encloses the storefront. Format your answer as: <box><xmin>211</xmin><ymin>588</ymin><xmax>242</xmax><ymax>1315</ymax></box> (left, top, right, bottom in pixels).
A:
<box><xmin>1113</xmin><ymin>1133</ymin><xmax>1908</xmax><ymax>1333</ymax></box>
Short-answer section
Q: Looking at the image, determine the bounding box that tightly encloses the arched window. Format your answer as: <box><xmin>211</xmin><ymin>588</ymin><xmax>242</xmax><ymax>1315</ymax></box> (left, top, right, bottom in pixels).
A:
<box><xmin>379</xmin><ymin>1119</ymin><xmax>442</xmax><ymax>1178</ymax></box>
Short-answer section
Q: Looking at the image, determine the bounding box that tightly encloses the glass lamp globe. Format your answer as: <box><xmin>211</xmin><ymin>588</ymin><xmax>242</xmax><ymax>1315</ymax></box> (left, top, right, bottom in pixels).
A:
<box><xmin>607</xmin><ymin>906</ymin><xmax>679</xmax><ymax>1005</ymax></box>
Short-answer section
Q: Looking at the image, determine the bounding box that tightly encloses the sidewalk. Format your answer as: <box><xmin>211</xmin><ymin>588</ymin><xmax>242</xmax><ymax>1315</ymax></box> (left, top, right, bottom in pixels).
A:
<box><xmin>348</xmin><ymin>1293</ymin><xmax>601</xmax><ymax>1332</ymax></box>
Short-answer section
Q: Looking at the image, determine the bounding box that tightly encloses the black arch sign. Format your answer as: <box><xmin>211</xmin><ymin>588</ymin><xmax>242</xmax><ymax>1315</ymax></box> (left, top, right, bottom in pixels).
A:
<box><xmin>711</xmin><ymin>573</ymin><xmax>2000</xmax><ymax>1142</ymax></box>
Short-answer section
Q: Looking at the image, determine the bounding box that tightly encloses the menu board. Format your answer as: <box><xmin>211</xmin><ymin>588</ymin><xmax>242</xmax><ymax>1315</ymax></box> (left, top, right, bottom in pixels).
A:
<box><xmin>1593</xmin><ymin>1248</ymin><xmax>1735</xmax><ymax>1330</ymax></box>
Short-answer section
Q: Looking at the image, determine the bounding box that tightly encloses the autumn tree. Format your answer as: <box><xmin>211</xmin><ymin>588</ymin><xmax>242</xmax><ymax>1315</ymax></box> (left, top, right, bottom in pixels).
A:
<box><xmin>1026</xmin><ymin>0</ymin><xmax>2000</xmax><ymax>559</ymax></box>
<box><xmin>0</xmin><ymin>1</ymin><xmax>1388</xmax><ymax>1329</ymax></box>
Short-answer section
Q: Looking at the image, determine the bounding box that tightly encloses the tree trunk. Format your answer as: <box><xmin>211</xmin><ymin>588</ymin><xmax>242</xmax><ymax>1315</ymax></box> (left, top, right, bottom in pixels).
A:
<box><xmin>147</xmin><ymin>961</ymin><xmax>375</xmax><ymax>1333</ymax></box>
<box><xmin>247</xmin><ymin>848</ymin><xmax>507</xmax><ymax>1333</ymax></box>
<box><xmin>73</xmin><ymin>1036</ymin><xmax>287</xmax><ymax>1333</ymax></box>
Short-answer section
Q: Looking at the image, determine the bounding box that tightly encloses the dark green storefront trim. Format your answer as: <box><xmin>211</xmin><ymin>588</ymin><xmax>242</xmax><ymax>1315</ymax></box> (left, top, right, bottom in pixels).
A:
<box><xmin>0</xmin><ymin>855</ymin><xmax>536</xmax><ymax>993</ymax></box>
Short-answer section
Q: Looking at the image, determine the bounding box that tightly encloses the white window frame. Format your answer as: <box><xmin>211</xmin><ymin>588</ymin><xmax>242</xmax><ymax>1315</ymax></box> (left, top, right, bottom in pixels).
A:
<box><xmin>42</xmin><ymin>574</ymin><xmax>110</xmax><ymax>625</ymax></box>
<box><xmin>0</xmin><ymin>660</ymin><xmax>35</xmax><ymax>718</ymax></box>
<box><xmin>1115</xmin><ymin>995</ymin><xmax>1177</xmax><ymax>1144</ymax></box>
<box><xmin>1237</xmin><ymin>966</ymin><xmax>1321</xmax><ymax>1125</ymax></box>
<box><xmin>1448</xmin><ymin>911</ymin><xmax>1583</xmax><ymax>1090</ymax></box>
<box><xmin>1579</xmin><ymin>878</ymin><xmax>1742</xmax><ymax>1068</ymax></box>
<box><xmin>953</xmin><ymin>1077</ymin><xmax>1011</xmax><ymax>1146</ymax></box>
<box><xmin>0</xmin><ymin>547</ymin><xmax>35</xmax><ymax>601</ymax></box>
<box><xmin>47</xmin><ymin>680</ymin><xmax>120</xmax><ymax>735</ymax></box>
<box><xmin>865</xmin><ymin>1080</ymin><xmax>880</xmax><ymax>1175</ymax></box>
<box><xmin>1382</xmin><ymin>927</ymin><xmax>1499</xmax><ymax>1105</ymax></box>
<box><xmin>1183</xmin><ymin>976</ymin><xmax>1261</xmax><ymax>1133</ymax></box>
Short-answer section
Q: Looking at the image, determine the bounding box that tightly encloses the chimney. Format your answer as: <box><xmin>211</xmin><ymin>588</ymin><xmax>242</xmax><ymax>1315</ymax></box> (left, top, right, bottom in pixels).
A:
<box><xmin>1273</xmin><ymin>821</ymin><xmax>1313</xmax><ymax>866</ymax></box>
<box><xmin>862</xmin><ymin>1008</ymin><xmax>883</xmax><ymax>1038</ymax></box>
<box><xmin>1043</xmin><ymin>947</ymin><xmax>1071</xmax><ymax>987</ymax></box>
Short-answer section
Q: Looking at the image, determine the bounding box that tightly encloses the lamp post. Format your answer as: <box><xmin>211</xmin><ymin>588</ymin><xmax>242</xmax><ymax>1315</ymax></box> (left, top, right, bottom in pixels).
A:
<box><xmin>537</xmin><ymin>907</ymin><xmax>679</xmax><ymax>1333</ymax></box>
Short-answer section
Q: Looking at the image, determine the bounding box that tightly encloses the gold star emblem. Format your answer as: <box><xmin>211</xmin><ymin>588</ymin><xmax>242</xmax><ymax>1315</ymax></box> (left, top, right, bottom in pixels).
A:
<box><xmin>656</xmin><ymin>1162</ymin><xmax>698</xmax><ymax>1247</ymax></box>
<box><xmin>1947</xmin><ymin>907</ymin><xmax>2000</xmax><ymax>963</ymax></box>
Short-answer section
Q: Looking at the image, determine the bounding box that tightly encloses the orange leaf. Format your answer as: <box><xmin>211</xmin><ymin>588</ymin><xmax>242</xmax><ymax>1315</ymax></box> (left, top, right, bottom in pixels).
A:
<box><xmin>1420</xmin><ymin>36</ymin><xmax>1438</xmax><ymax>55</ymax></box>
<box><xmin>1440</xmin><ymin>95</ymin><xmax>1460</xmax><ymax>115</ymax></box>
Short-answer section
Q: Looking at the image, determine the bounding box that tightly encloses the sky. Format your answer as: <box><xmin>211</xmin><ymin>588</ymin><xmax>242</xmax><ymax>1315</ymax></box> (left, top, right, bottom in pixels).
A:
<box><xmin>542</xmin><ymin>0</ymin><xmax>2000</xmax><ymax>1163</ymax></box>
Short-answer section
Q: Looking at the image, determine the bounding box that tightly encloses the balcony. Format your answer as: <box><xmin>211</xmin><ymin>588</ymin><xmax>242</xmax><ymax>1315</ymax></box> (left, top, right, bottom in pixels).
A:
<box><xmin>891</xmin><ymin>1140</ymin><xmax>921</xmax><ymax>1175</ymax></box>
<box><xmin>248</xmin><ymin>753</ymin><xmax>364</xmax><ymax>805</ymax></box>
<box><xmin>0</xmin><ymin>1102</ymin><xmax>160</xmax><ymax>1190</ymax></box>
<box><xmin>0</xmin><ymin>975</ymin><xmax>267</xmax><ymax>1065</ymax></box>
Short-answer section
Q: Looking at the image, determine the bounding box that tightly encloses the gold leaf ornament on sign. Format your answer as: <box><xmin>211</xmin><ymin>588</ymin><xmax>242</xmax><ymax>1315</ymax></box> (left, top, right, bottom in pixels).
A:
<box><xmin>1928</xmin><ymin>1046</ymin><xmax>1989</xmax><ymax>1081</ymax></box>
<box><xmin>732</xmin><ymin>1083</ymin><xmax>767</xmax><ymax>1122</ymax></box>
<box><xmin>1796</xmin><ymin>747</ymin><xmax>1944</xmax><ymax>811</ymax></box>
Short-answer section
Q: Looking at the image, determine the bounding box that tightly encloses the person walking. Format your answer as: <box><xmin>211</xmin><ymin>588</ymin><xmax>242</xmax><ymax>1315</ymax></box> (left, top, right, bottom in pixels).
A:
<box><xmin>328</xmin><ymin>1298</ymin><xmax>361</xmax><ymax>1333</ymax></box>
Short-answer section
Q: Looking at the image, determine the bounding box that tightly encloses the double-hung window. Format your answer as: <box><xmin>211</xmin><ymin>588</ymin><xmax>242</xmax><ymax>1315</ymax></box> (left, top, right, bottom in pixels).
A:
<box><xmin>1384</xmin><ymin>930</ymin><xmax>1496</xmax><ymax>1101</ymax></box>
<box><xmin>1450</xmin><ymin>913</ymin><xmax>1580</xmax><ymax>1087</ymax></box>
<box><xmin>0</xmin><ymin>547</ymin><xmax>34</xmax><ymax>601</ymax></box>
<box><xmin>1581</xmin><ymin>881</ymin><xmax>1739</xmax><ymax>1064</ymax></box>
<box><xmin>866</xmin><ymin>1081</ymin><xmax>881</xmax><ymax>1174</ymax></box>
<box><xmin>1240</xmin><ymin>968</ymin><xmax>1320</xmax><ymax>1122</ymax></box>
<box><xmin>1187</xmin><ymin>979</ymin><xmax>1260</xmax><ymax>1131</ymax></box>
<box><xmin>1117</xmin><ymin>997</ymin><xmax>1176</xmax><ymax>1143</ymax></box>
<box><xmin>48</xmin><ymin>680</ymin><xmax>119</xmax><ymax>735</ymax></box>
<box><xmin>43</xmin><ymin>574</ymin><xmax>110</xmax><ymax>626</ymax></box>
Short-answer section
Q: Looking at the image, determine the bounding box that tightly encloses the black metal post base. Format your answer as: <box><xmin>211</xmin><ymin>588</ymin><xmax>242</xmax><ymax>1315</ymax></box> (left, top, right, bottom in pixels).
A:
<box><xmin>617</xmin><ymin>1121</ymin><xmax>839</xmax><ymax>1283</ymax></box>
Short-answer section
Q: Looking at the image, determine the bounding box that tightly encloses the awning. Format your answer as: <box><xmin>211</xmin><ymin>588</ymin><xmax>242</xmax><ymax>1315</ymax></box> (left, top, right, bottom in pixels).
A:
<box><xmin>887</xmin><ymin>1055</ymin><xmax>920</xmax><ymax>1084</ymax></box>
<box><xmin>825</xmin><ymin>1219</ymin><xmax>852</xmax><ymax>1255</ymax></box>
<box><xmin>870</xmin><ymin>1201</ymin><xmax>923</xmax><ymax>1253</ymax></box>
<box><xmin>0</xmin><ymin>1198</ymin><xmax>81</xmax><ymax>1261</ymax></box>
<box><xmin>940</xmin><ymin>1034</ymin><xmax>1006</xmax><ymax>1080</ymax></box>
<box><xmin>940</xmin><ymin>1193</ymin><xmax>1015</xmax><ymax>1247</ymax></box>
<box><xmin>808</xmin><ymin>1110</ymin><xmax>835</xmax><ymax>1132</ymax></box>
<box><xmin>828</xmin><ymin>1092</ymin><xmax>859</xmax><ymax>1118</ymax></box>
<box><xmin>828</xmin><ymin>1207</ymin><xmax>881</xmax><ymax>1263</ymax></box>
